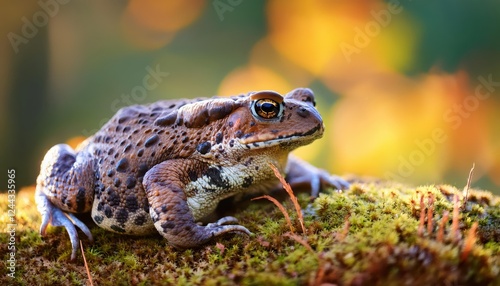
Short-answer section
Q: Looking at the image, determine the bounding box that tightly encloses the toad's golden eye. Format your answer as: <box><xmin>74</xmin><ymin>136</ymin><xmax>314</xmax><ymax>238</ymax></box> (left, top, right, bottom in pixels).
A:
<box><xmin>251</xmin><ymin>98</ymin><xmax>283</xmax><ymax>120</ymax></box>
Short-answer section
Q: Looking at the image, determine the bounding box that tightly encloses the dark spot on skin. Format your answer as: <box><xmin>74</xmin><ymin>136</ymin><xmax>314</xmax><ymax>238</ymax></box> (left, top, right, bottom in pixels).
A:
<box><xmin>154</xmin><ymin>111</ymin><xmax>177</xmax><ymax>126</ymax></box>
<box><xmin>235</xmin><ymin>130</ymin><xmax>244</xmax><ymax>138</ymax></box>
<box><xmin>124</xmin><ymin>144</ymin><xmax>132</xmax><ymax>153</ymax></box>
<box><xmin>97</xmin><ymin>201</ymin><xmax>104</xmax><ymax>211</ymax></box>
<box><xmin>242</xmin><ymin>176</ymin><xmax>253</xmax><ymax>188</ymax></box>
<box><xmin>154</xmin><ymin>207</ymin><xmax>162</xmax><ymax>216</ymax></box>
<box><xmin>184</xmin><ymin>225</ymin><xmax>192</xmax><ymax>232</ymax></box>
<box><xmin>76</xmin><ymin>187</ymin><xmax>87</xmax><ymax>212</ymax></box>
<box><xmin>134</xmin><ymin>215</ymin><xmax>146</xmax><ymax>226</ymax></box>
<box><xmin>208</xmin><ymin>101</ymin><xmax>234</xmax><ymax>122</ymax></box>
<box><xmin>228</xmin><ymin>121</ymin><xmax>234</xmax><ymax>127</ymax></box>
<box><xmin>107</xmin><ymin>187</ymin><xmax>120</xmax><ymax>207</ymax></box>
<box><xmin>113</xmin><ymin>178</ymin><xmax>121</xmax><ymax>187</ymax></box>
<box><xmin>145</xmin><ymin>134</ymin><xmax>160</xmax><ymax>147</ymax></box>
<box><xmin>229</xmin><ymin>139</ymin><xmax>235</xmax><ymax>147</ymax></box>
<box><xmin>215</xmin><ymin>132</ymin><xmax>223</xmax><ymax>144</ymax></box>
<box><xmin>115</xmin><ymin>125</ymin><xmax>122</xmax><ymax>132</ymax></box>
<box><xmin>181</xmin><ymin>136</ymin><xmax>189</xmax><ymax>143</ymax></box>
<box><xmin>243</xmin><ymin>133</ymin><xmax>255</xmax><ymax>139</ymax></box>
<box><xmin>93</xmin><ymin>215</ymin><xmax>104</xmax><ymax>224</ymax></box>
<box><xmin>111</xmin><ymin>225</ymin><xmax>126</xmax><ymax>233</ymax></box>
<box><xmin>126</xmin><ymin>176</ymin><xmax>137</xmax><ymax>189</ymax></box>
<box><xmin>104</xmin><ymin>136</ymin><xmax>111</xmax><ymax>143</ymax></box>
<box><xmin>116</xmin><ymin>158</ymin><xmax>129</xmax><ymax>173</ymax></box>
<box><xmin>161</xmin><ymin>204</ymin><xmax>169</xmax><ymax>213</ymax></box>
<box><xmin>250</xmin><ymin>121</ymin><xmax>256</xmax><ymax>127</ymax></box>
<box><xmin>252</xmin><ymin>143</ymin><xmax>260</xmax><ymax>147</ymax></box>
<box><xmin>151</xmin><ymin>151</ymin><xmax>156</xmax><ymax>157</ymax></box>
<box><xmin>104</xmin><ymin>205</ymin><xmax>113</xmax><ymax>218</ymax></box>
<box><xmin>115</xmin><ymin>208</ymin><xmax>129</xmax><ymax>224</ymax></box>
<box><xmin>297</xmin><ymin>107</ymin><xmax>310</xmax><ymax>118</ymax></box>
<box><xmin>204</xmin><ymin>167</ymin><xmax>229</xmax><ymax>188</ymax></box>
<box><xmin>123</xmin><ymin>126</ymin><xmax>131</xmax><ymax>132</ymax></box>
<box><xmin>125</xmin><ymin>195</ymin><xmax>139</xmax><ymax>212</ymax></box>
<box><xmin>176</xmin><ymin>117</ymin><xmax>184</xmax><ymax>126</ymax></box>
<box><xmin>137</xmin><ymin>149</ymin><xmax>144</xmax><ymax>157</ymax></box>
<box><xmin>196</xmin><ymin>142</ymin><xmax>212</xmax><ymax>155</ymax></box>
<box><xmin>186</xmin><ymin>108</ymin><xmax>209</xmax><ymax>128</ymax></box>
<box><xmin>188</xmin><ymin>170</ymin><xmax>198</xmax><ymax>181</ymax></box>
<box><xmin>138</xmin><ymin>163</ymin><xmax>149</xmax><ymax>177</ymax></box>
<box><xmin>118</xmin><ymin>116</ymin><xmax>130</xmax><ymax>124</ymax></box>
<box><xmin>161</xmin><ymin>222</ymin><xmax>175</xmax><ymax>232</ymax></box>
<box><xmin>107</xmin><ymin>148</ymin><xmax>115</xmax><ymax>156</ymax></box>
<box><xmin>243</xmin><ymin>157</ymin><xmax>253</xmax><ymax>167</ymax></box>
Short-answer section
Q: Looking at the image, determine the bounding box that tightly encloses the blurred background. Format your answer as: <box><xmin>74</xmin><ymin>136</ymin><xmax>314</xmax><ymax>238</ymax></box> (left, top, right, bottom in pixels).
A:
<box><xmin>1</xmin><ymin>0</ymin><xmax>500</xmax><ymax>194</ymax></box>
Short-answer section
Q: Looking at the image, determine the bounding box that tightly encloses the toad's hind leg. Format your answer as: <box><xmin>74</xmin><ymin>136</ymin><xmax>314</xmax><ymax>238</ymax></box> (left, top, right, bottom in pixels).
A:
<box><xmin>35</xmin><ymin>144</ymin><xmax>95</xmax><ymax>260</ymax></box>
<box><xmin>143</xmin><ymin>160</ymin><xmax>251</xmax><ymax>248</ymax></box>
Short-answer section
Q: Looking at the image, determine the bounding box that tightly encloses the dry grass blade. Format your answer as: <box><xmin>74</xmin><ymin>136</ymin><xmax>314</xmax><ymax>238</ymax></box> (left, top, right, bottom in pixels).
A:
<box><xmin>451</xmin><ymin>194</ymin><xmax>461</xmax><ymax>242</ymax></box>
<box><xmin>80</xmin><ymin>240</ymin><xmax>94</xmax><ymax>286</ymax></box>
<box><xmin>336</xmin><ymin>214</ymin><xmax>351</xmax><ymax>242</ymax></box>
<box><xmin>252</xmin><ymin>195</ymin><xmax>295</xmax><ymax>233</ymax></box>
<box><xmin>284</xmin><ymin>233</ymin><xmax>328</xmax><ymax>286</ymax></box>
<box><xmin>461</xmin><ymin>221</ymin><xmax>479</xmax><ymax>261</ymax></box>
<box><xmin>436</xmin><ymin>211</ymin><xmax>449</xmax><ymax>242</ymax></box>
<box><xmin>418</xmin><ymin>194</ymin><xmax>425</xmax><ymax>237</ymax></box>
<box><xmin>269</xmin><ymin>163</ymin><xmax>306</xmax><ymax>234</ymax></box>
<box><xmin>427</xmin><ymin>194</ymin><xmax>434</xmax><ymax>234</ymax></box>
<box><xmin>284</xmin><ymin>232</ymin><xmax>315</xmax><ymax>254</ymax></box>
<box><xmin>462</xmin><ymin>163</ymin><xmax>475</xmax><ymax>210</ymax></box>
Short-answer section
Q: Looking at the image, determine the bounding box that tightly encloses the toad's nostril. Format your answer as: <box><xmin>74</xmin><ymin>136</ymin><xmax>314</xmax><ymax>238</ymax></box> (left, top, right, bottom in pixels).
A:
<box><xmin>297</xmin><ymin>107</ymin><xmax>310</xmax><ymax>118</ymax></box>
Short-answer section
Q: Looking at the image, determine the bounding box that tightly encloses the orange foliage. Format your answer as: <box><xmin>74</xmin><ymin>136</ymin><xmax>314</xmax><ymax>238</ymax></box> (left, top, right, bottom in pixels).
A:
<box><xmin>121</xmin><ymin>0</ymin><xmax>205</xmax><ymax>50</ymax></box>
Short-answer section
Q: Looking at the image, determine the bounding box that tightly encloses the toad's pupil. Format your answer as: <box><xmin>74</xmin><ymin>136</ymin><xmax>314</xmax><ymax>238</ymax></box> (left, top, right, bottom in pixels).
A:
<box><xmin>261</xmin><ymin>102</ymin><xmax>275</xmax><ymax>113</ymax></box>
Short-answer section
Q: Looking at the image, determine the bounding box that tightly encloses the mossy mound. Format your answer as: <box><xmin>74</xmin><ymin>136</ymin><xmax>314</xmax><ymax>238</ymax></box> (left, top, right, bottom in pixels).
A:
<box><xmin>1</xmin><ymin>182</ymin><xmax>499</xmax><ymax>285</ymax></box>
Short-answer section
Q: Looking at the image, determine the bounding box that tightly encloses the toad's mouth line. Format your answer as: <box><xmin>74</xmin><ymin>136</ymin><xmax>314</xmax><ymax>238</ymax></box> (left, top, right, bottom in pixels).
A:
<box><xmin>238</xmin><ymin>124</ymin><xmax>323</xmax><ymax>148</ymax></box>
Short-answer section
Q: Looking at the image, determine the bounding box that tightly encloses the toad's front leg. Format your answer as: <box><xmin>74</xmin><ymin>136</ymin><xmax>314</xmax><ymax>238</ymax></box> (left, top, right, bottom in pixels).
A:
<box><xmin>143</xmin><ymin>160</ymin><xmax>251</xmax><ymax>248</ymax></box>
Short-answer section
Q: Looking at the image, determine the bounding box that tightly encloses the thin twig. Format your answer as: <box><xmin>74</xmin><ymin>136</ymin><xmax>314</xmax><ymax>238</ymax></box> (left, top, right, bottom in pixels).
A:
<box><xmin>462</xmin><ymin>163</ymin><xmax>475</xmax><ymax>210</ymax></box>
<box><xmin>80</xmin><ymin>240</ymin><xmax>94</xmax><ymax>286</ymax></box>
<box><xmin>269</xmin><ymin>163</ymin><xmax>306</xmax><ymax>234</ymax></box>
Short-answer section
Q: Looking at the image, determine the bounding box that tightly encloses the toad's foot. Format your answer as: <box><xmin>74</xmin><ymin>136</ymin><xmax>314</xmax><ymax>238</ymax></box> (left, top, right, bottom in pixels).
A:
<box><xmin>36</xmin><ymin>188</ymin><xmax>93</xmax><ymax>260</ymax></box>
<box><xmin>286</xmin><ymin>155</ymin><xmax>350</xmax><ymax>197</ymax></box>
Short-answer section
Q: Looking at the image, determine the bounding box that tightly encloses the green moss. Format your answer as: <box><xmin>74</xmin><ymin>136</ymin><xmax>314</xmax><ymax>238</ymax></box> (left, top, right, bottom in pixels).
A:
<box><xmin>1</xmin><ymin>182</ymin><xmax>499</xmax><ymax>285</ymax></box>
